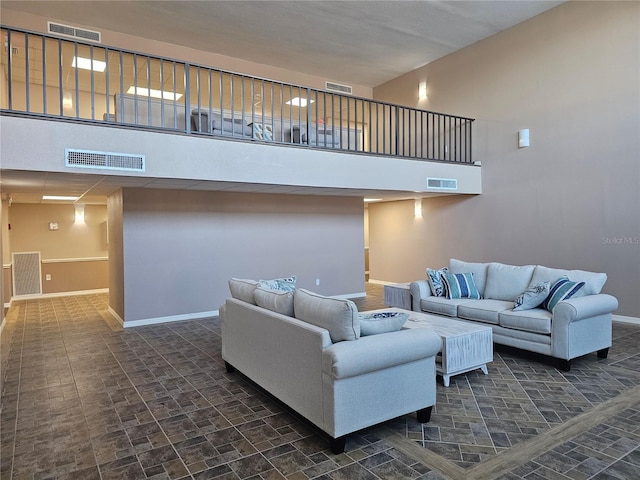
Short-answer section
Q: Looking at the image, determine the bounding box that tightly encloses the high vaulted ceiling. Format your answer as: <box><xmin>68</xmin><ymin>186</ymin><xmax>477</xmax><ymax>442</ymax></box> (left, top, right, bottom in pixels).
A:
<box><xmin>1</xmin><ymin>0</ymin><xmax>564</xmax><ymax>204</ymax></box>
<box><xmin>2</xmin><ymin>0</ymin><xmax>564</xmax><ymax>88</ymax></box>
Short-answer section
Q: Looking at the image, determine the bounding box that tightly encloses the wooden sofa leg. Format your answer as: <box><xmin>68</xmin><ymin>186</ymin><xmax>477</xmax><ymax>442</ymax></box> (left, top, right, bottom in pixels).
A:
<box><xmin>417</xmin><ymin>406</ymin><xmax>433</xmax><ymax>423</ymax></box>
<box><xmin>557</xmin><ymin>359</ymin><xmax>571</xmax><ymax>372</ymax></box>
<box><xmin>329</xmin><ymin>436</ymin><xmax>346</xmax><ymax>454</ymax></box>
<box><xmin>224</xmin><ymin>361</ymin><xmax>235</xmax><ymax>373</ymax></box>
<box><xmin>597</xmin><ymin>348</ymin><xmax>609</xmax><ymax>359</ymax></box>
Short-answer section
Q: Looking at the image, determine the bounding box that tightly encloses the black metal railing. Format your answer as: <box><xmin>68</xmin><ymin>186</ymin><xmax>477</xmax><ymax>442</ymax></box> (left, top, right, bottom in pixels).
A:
<box><xmin>0</xmin><ymin>25</ymin><xmax>474</xmax><ymax>163</ymax></box>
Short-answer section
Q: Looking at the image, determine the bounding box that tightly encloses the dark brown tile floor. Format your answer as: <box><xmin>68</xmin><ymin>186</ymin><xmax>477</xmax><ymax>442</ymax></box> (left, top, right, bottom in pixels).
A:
<box><xmin>1</xmin><ymin>285</ymin><xmax>639</xmax><ymax>479</ymax></box>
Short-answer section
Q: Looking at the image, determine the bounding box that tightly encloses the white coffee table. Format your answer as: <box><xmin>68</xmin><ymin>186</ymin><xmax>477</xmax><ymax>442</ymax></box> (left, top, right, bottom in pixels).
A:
<box><xmin>371</xmin><ymin>308</ymin><xmax>493</xmax><ymax>387</ymax></box>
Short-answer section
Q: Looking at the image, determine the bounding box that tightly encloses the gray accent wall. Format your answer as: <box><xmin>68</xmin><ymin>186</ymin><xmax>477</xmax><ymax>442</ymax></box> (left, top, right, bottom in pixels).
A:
<box><xmin>370</xmin><ymin>1</ymin><xmax>640</xmax><ymax>317</ymax></box>
<box><xmin>114</xmin><ymin>188</ymin><xmax>365</xmax><ymax>324</ymax></box>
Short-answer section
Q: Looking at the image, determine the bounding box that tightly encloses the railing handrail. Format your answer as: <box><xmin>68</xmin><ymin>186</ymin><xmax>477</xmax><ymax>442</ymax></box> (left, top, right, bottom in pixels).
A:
<box><xmin>0</xmin><ymin>24</ymin><xmax>475</xmax><ymax>163</ymax></box>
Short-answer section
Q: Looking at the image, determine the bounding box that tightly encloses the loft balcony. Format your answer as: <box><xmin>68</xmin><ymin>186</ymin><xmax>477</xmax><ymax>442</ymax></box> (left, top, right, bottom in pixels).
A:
<box><xmin>0</xmin><ymin>26</ymin><xmax>481</xmax><ymax>199</ymax></box>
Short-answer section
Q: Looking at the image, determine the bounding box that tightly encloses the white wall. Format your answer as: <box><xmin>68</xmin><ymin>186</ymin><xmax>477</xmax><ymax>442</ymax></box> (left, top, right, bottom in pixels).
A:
<box><xmin>115</xmin><ymin>188</ymin><xmax>365</xmax><ymax>324</ymax></box>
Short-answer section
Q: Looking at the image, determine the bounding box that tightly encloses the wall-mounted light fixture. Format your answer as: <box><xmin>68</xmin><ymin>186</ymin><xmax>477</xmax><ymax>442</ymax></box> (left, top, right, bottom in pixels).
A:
<box><xmin>62</xmin><ymin>91</ymin><xmax>73</xmax><ymax>110</ymax></box>
<box><xmin>74</xmin><ymin>204</ymin><xmax>85</xmax><ymax>224</ymax></box>
<box><xmin>518</xmin><ymin>129</ymin><xmax>530</xmax><ymax>148</ymax></box>
<box><xmin>414</xmin><ymin>198</ymin><xmax>423</xmax><ymax>218</ymax></box>
<box><xmin>418</xmin><ymin>81</ymin><xmax>428</xmax><ymax>101</ymax></box>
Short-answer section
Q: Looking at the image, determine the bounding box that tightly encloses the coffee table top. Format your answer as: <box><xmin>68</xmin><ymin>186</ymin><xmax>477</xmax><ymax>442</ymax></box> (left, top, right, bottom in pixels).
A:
<box><xmin>367</xmin><ymin>307</ymin><xmax>492</xmax><ymax>337</ymax></box>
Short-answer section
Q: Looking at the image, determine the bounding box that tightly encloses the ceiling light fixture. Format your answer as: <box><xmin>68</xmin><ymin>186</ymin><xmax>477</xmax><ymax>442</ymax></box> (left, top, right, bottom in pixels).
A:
<box><xmin>364</xmin><ymin>198</ymin><xmax>382</xmax><ymax>203</ymax></box>
<box><xmin>126</xmin><ymin>86</ymin><xmax>183</xmax><ymax>101</ymax></box>
<box><xmin>42</xmin><ymin>195</ymin><xmax>79</xmax><ymax>201</ymax></box>
<box><xmin>72</xmin><ymin>56</ymin><xmax>106</xmax><ymax>72</ymax></box>
<box><xmin>286</xmin><ymin>97</ymin><xmax>315</xmax><ymax>107</ymax></box>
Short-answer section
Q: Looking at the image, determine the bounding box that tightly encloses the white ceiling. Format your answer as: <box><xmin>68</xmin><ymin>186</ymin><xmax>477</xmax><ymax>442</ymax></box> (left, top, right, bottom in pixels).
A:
<box><xmin>2</xmin><ymin>0</ymin><xmax>564</xmax><ymax>88</ymax></box>
<box><xmin>1</xmin><ymin>0</ymin><xmax>564</xmax><ymax>204</ymax></box>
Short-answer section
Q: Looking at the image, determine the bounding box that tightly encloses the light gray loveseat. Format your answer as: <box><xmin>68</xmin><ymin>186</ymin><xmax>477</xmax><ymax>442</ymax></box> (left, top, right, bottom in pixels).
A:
<box><xmin>220</xmin><ymin>278</ymin><xmax>442</xmax><ymax>453</ymax></box>
<box><xmin>410</xmin><ymin>259</ymin><xmax>618</xmax><ymax>371</ymax></box>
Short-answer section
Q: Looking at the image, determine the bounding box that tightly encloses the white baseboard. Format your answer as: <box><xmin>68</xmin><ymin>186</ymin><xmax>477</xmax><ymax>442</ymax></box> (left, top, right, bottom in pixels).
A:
<box><xmin>331</xmin><ymin>291</ymin><xmax>366</xmax><ymax>300</ymax></box>
<box><xmin>612</xmin><ymin>314</ymin><xmax>640</xmax><ymax>325</ymax></box>
<box><xmin>10</xmin><ymin>288</ymin><xmax>108</xmax><ymax>302</ymax></box>
<box><xmin>121</xmin><ymin>309</ymin><xmax>219</xmax><ymax>328</ymax></box>
<box><xmin>368</xmin><ymin>279</ymin><xmax>404</xmax><ymax>286</ymax></box>
<box><xmin>0</xmin><ymin>316</ymin><xmax>5</xmax><ymax>337</ymax></box>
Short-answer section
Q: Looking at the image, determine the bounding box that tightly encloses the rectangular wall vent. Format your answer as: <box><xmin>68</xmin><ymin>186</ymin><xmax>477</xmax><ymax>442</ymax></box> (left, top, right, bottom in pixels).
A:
<box><xmin>66</xmin><ymin>148</ymin><xmax>145</xmax><ymax>172</ymax></box>
<box><xmin>325</xmin><ymin>82</ymin><xmax>353</xmax><ymax>95</ymax></box>
<box><xmin>12</xmin><ymin>252</ymin><xmax>42</xmax><ymax>297</ymax></box>
<box><xmin>48</xmin><ymin>22</ymin><xmax>101</xmax><ymax>43</ymax></box>
<box><xmin>427</xmin><ymin>177</ymin><xmax>458</xmax><ymax>190</ymax></box>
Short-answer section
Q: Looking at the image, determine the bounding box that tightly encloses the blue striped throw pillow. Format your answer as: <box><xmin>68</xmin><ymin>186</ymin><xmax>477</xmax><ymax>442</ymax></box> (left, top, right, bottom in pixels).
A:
<box><xmin>542</xmin><ymin>276</ymin><xmax>585</xmax><ymax>312</ymax></box>
<box><xmin>441</xmin><ymin>272</ymin><xmax>481</xmax><ymax>300</ymax></box>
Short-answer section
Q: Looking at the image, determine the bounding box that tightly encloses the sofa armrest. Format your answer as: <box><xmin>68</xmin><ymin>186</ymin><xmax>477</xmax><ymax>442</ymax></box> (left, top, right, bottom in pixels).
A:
<box><xmin>410</xmin><ymin>280</ymin><xmax>432</xmax><ymax>311</ymax></box>
<box><xmin>553</xmin><ymin>294</ymin><xmax>618</xmax><ymax>325</ymax></box>
<box><xmin>322</xmin><ymin>328</ymin><xmax>441</xmax><ymax>380</ymax></box>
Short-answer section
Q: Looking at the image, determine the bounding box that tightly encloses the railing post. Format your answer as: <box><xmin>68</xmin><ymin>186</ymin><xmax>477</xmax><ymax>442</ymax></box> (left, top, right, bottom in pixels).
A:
<box><xmin>185</xmin><ymin>63</ymin><xmax>191</xmax><ymax>134</ymax></box>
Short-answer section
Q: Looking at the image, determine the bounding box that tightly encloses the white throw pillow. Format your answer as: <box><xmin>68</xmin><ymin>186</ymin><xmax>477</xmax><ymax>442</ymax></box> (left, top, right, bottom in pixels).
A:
<box><xmin>358</xmin><ymin>311</ymin><xmax>409</xmax><ymax>336</ymax></box>
<box><xmin>513</xmin><ymin>282</ymin><xmax>550</xmax><ymax>311</ymax></box>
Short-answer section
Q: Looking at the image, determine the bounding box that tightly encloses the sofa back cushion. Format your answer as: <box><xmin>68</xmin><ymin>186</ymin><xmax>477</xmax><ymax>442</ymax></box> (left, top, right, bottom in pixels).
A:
<box><xmin>228</xmin><ymin>278</ymin><xmax>258</xmax><ymax>304</ymax></box>
<box><xmin>254</xmin><ymin>287</ymin><xmax>295</xmax><ymax>316</ymax></box>
<box><xmin>449</xmin><ymin>259</ymin><xmax>489</xmax><ymax>296</ymax></box>
<box><xmin>294</xmin><ymin>289</ymin><xmax>360</xmax><ymax>342</ymax></box>
<box><xmin>484</xmin><ymin>263</ymin><xmax>535</xmax><ymax>301</ymax></box>
<box><xmin>530</xmin><ymin>266</ymin><xmax>606</xmax><ymax>296</ymax></box>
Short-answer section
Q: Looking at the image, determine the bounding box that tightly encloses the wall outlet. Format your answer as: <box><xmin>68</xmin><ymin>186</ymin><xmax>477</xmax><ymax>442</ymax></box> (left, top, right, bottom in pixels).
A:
<box><xmin>45</xmin><ymin>274</ymin><xmax>51</xmax><ymax>281</ymax></box>
<box><xmin>315</xmin><ymin>278</ymin><xmax>320</xmax><ymax>286</ymax></box>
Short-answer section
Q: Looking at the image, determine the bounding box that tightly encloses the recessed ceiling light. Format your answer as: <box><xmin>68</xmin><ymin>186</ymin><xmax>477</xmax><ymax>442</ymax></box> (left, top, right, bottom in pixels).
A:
<box><xmin>127</xmin><ymin>86</ymin><xmax>183</xmax><ymax>101</ymax></box>
<box><xmin>42</xmin><ymin>195</ymin><xmax>79</xmax><ymax>201</ymax></box>
<box><xmin>364</xmin><ymin>198</ymin><xmax>382</xmax><ymax>202</ymax></box>
<box><xmin>286</xmin><ymin>97</ymin><xmax>315</xmax><ymax>107</ymax></box>
<box><xmin>71</xmin><ymin>56</ymin><xmax>106</xmax><ymax>72</ymax></box>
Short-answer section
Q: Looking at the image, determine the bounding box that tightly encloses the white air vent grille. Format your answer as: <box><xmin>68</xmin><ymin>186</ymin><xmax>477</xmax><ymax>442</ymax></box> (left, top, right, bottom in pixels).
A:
<box><xmin>66</xmin><ymin>149</ymin><xmax>145</xmax><ymax>172</ymax></box>
<box><xmin>48</xmin><ymin>22</ymin><xmax>101</xmax><ymax>43</ymax></box>
<box><xmin>427</xmin><ymin>178</ymin><xmax>458</xmax><ymax>190</ymax></box>
<box><xmin>13</xmin><ymin>252</ymin><xmax>42</xmax><ymax>297</ymax></box>
<box><xmin>325</xmin><ymin>82</ymin><xmax>353</xmax><ymax>95</ymax></box>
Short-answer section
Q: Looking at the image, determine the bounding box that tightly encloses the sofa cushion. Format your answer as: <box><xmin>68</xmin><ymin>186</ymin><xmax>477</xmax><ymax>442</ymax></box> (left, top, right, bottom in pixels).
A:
<box><xmin>257</xmin><ymin>275</ymin><xmax>296</xmax><ymax>292</ymax></box>
<box><xmin>358</xmin><ymin>311</ymin><xmax>408</xmax><ymax>336</ymax></box>
<box><xmin>294</xmin><ymin>289</ymin><xmax>360</xmax><ymax>342</ymax></box>
<box><xmin>426</xmin><ymin>267</ymin><xmax>448</xmax><ymax>297</ymax></box>
<box><xmin>484</xmin><ymin>263</ymin><xmax>535</xmax><ymax>301</ymax></box>
<box><xmin>449</xmin><ymin>259</ymin><xmax>489</xmax><ymax>296</ymax></box>
<box><xmin>253</xmin><ymin>286</ymin><xmax>295</xmax><ymax>316</ymax></box>
<box><xmin>531</xmin><ymin>265</ymin><xmax>607</xmax><ymax>296</ymax></box>
<box><xmin>442</xmin><ymin>272</ymin><xmax>481</xmax><ymax>299</ymax></box>
<box><xmin>542</xmin><ymin>277</ymin><xmax>585</xmax><ymax>312</ymax></box>
<box><xmin>513</xmin><ymin>282</ymin><xmax>550</xmax><ymax>311</ymax></box>
<box><xmin>420</xmin><ymin>297</ymin><xmax>471</xmax><ymax>317</ymax></box>
<box><xmin>499</xmin><ymin>309</ymin><xmax>552</xmax><ymax>335</ymax></box>
<box><xmin>458</xmin><ymin>299</ymin><xmax>513</xmax><ymax>325</ymax></box>
<box><xmin>228</xmin><ymin>278</ymin><xmax>258</xmax><ymax>304</ymax></box>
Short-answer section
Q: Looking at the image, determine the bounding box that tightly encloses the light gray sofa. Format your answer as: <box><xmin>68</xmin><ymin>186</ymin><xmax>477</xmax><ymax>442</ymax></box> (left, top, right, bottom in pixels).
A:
<box><xmin>410</xmin><ymin>259</ymin><xmax>618</xmax><ymax>371</ymax></box>
<box><xmin>291</xmin><ymin>124</ymin><xmax>340</xmax><ymax>147</ymax></box>
<box><xmin>220</xmin><ymin>279</ymin><xmax>442</xmax><ymax>453</ymax></box>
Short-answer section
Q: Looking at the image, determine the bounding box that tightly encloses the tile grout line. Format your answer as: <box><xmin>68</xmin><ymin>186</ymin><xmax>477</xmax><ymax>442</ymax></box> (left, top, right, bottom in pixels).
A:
<box><xmin>100</xmin><ymin>325</ymin><xmax>196</xmax><ymax>480</ymax></box>
<box><xmin>51</xmin><ymin>296</ymin><xmax>107</xmax><ymax>480</ymax></box>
